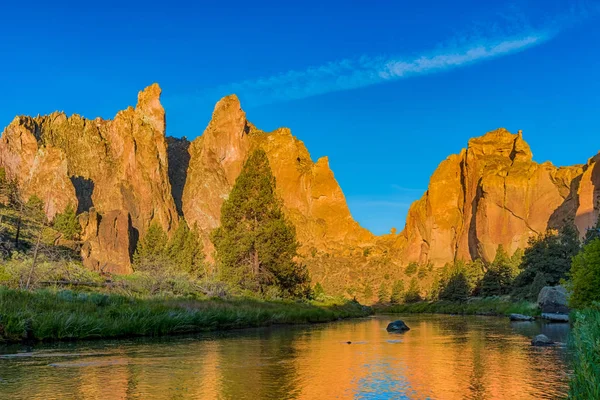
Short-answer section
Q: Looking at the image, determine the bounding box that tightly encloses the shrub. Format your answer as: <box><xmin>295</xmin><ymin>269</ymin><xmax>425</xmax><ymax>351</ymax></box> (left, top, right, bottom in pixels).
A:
<box><xmin>569</xmin><ymin>239</ymin><xmax>600</xmax><ymax>309</ymax></box>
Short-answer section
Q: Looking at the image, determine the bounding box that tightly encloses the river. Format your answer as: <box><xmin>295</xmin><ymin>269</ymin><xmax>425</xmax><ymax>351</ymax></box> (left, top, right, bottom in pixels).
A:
<box><xmin>0</xmin><ymin>315</ymin><xmax>571</xmax><ymax>399</ymax></box>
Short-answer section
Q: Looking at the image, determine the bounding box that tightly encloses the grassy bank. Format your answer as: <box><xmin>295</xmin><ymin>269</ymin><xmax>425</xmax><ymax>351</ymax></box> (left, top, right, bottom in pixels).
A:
<box><xmin>0</xmin><ymin>288</ymin><xmax>371</xmax><ymax>343</ymax></box>
<box><xmin>569</xmin><ymin>307</ymin><xmax>600</xmax><ymax>399</ymax></box>
<box><xmin>375</xmin><ymin>297</ymin><xmax>539</xmax><ymax>317</ymax></box>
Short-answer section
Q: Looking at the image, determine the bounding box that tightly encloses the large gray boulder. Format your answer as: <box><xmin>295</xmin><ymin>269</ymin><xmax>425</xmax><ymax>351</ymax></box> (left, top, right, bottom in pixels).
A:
<box><xmin>386</xmin><ymin>320</ymin><xmax>410</xmax><ymax>332</ymax></box>
<box><xmin>531</xmin><ymin>334</ymin><xmax>555</xmax><ymax>346</ymax></box>
<box><xmin>538</xmin><ymin>286</ymin><xmax>570</xmax><ymax>314</ymax></box>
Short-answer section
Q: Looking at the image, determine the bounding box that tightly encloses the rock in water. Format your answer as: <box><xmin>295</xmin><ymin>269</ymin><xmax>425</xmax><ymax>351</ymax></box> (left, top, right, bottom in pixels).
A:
<box><xmin>386</xmin><ymin>320</ymin><xmax>410</xmax><ymax>332</ymax></box>
<box><xmin>531</xmin><ymin>334</ymin><xmax>554</xmax><ymax>346</ymax></box>
<box><xmin>538</xmin><ymin>286</ymin><xmax>570</xmax><ymax>314</ymax></box>
<box><xmin>541</xmin><ymin>313</ymin><xmax>570</xmax><ymax>323</ymax></box>
<box><xmin>509</xmin><ymin>314</ymin><xmax>535</xmax><ymax>321</ymax></box>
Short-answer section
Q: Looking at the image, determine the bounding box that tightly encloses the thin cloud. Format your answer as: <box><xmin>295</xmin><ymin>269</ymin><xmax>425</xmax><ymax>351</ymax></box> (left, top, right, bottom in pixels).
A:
<box><xmin>206</xmin><ymin>34</ymin><xmax>550</xmax><ymax>107</ymax></box>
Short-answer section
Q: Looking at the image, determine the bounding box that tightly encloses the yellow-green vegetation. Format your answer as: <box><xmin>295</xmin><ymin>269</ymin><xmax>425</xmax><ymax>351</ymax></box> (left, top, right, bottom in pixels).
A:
<box><xmin>0</xmin><ymin>287</ymin><xmax>370</xmax><ymax>343</ymax></box>
<box><xmin>569</xmin><ymin>307</ymin><xmax>600</xmax><ymax>399</ymax></box>
<box><xmin>377</xmin><ymin>297</ymin><xmax>538</xmax><ymax>317</ymax></box>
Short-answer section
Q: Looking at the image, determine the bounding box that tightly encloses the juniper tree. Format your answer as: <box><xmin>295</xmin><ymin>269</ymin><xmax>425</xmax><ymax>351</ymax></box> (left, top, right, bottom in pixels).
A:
<box><xmin>165</xmin><ymin>219</ymin><xmax>205</xmax><ymax>276</ymax></box>
<box><xmin>53</xmin><ymin>203</ymin><xmax>80</xmax><ymax>240</ymax></box>
<box><xmin>133</xmin><ymin>221</ymin><xmax>168</xmax><ymax>271</ymax></box>
<box><xmin>211</xmin><ymin>149</ymin><xmax>310</xmax><ymax>298</ymax></box>
<box><xmin>390</xmin><ymin>279</ymin><xmax>405</xmax><ymax>304</ymax></box>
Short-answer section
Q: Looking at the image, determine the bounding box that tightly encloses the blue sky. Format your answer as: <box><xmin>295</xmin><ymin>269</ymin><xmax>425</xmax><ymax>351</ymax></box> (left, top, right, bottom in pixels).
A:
<box><xmin>1</xmin><ymin>0</ymin><xmax>599</xmax><ymax>234</ymax></box>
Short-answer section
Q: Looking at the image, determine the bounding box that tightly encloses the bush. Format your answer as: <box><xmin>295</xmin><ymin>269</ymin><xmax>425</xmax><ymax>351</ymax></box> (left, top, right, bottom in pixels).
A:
<box><xmin>404</xmin><ymin>262</ymin><xmax>418</xmax><ymax>276</ymax></box>
<box><xmin>569</xmin><ymin>239</ymin><xmax>600</xmax><ymax>309</ymax></box>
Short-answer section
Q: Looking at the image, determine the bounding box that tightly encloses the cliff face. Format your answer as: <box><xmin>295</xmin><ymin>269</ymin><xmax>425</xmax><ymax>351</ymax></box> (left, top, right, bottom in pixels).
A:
<box><xmin>181</xmin><ymin>95</ymin><xmax>373</xmax><ymax>254</ymax></box>
<box><xmin>0</xmin><ymin>84</ymin><xmax>177</xmax><ymax>273</ymax></box>
<box><xmin>395</xmin><ymin>128</ymin><xmax>597</xmax><ymax>265</ymax></box>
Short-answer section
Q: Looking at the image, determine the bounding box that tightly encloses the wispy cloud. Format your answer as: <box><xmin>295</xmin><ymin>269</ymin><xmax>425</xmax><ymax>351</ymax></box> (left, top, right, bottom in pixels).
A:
<box><xmin>207</xmin><ymin>34</ymin><xmax>550</xmax><ymax>107</ymax></box>
<box><xmin>171</xmin><ymin>2</ymin><xmax>599</xmax><ymax>110</ymax></box>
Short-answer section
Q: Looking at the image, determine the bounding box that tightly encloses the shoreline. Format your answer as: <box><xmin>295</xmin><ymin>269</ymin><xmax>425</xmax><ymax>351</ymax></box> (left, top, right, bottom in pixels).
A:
<box><xmin>0</xmin><ymin>288</ymin><xmax>372</xmax><ymax>344</ymax></box>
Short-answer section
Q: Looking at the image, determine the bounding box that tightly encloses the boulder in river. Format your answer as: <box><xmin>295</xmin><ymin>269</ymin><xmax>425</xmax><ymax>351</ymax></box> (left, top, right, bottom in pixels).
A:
<box><xmin>541</xmin><ymin>313</ymin><xmax>569</xmax><ymax>323</ymax></box>
<box><xmin>531</xmin><ymin>334</ymin><xmax>554</xmax><ymax>346</ymax></box>
<box><xmin>509</xmin><ymin>314</ymin><xmax>535</xmax><ymax>321</ymax></box>
<box><xmin>538</xmin><ymin>286</ymin><xmax>570</xmax><ymax>314</ymax></box>
<box><xmin>387</xmin><ymin>320</ymin><xmax>410</xmax><ymax>332</ymax></box>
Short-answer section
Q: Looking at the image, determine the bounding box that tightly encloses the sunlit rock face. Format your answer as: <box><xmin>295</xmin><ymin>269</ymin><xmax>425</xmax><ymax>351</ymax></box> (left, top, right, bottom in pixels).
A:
<box><xmin>181</xmin><ymin>94</ymin><xmax>373</xmax><ymax>254</ymax></box>
<box><xmin>0</xmin><ymin>84</ymin><xmax>178</xmax><ymax>272</ymax></box>
<box><xmin>395</xmin><ymin>128</ymin><xmax>595</xmax><ymax>265</ymax></box>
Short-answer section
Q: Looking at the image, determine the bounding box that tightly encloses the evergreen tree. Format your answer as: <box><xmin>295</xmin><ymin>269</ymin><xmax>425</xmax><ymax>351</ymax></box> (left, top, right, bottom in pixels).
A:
<box><xmin>439</xmin><ymin>270</ymin><xmax>470</xmax><ymax>302</ymax></box>
<box><xmin>513</xmin><ymin>226</ymin><xmax>580</xmax><ymax>299</ymax></box>
<box><xmin>26</xmin><ymin>195</ymin><xmax>46</xmax><ymax>222</ymax></box>
<box><xmin>53</xmin><ymin>203</ymin><xmax>80</xmax><ymax>240</ymax></box>
<box><xmin>390</xmin><ymin>279</ymin><xmax>405</xmax><ymax>304</ymax></box>
<box><xmin>481</xmin><ymin>245</ymin><xmax>514</xmax><ymax>296</ymax></box>
<box><xmin>363</xmin><ymin>284</ymin><xmax>374</xmax><ymax>302</ymax></box>
<box><xmin>378</xmin><ymin>282</ymin><xmax>389</xmax><ymax>304</ymax></box>
<box><xmin>133</xmin><ymin>221</ymin><xmax>168</xmax><ymax>271</ymax></box>
<box><xmin>404</xmin><ymin>278</ymin><xmax>422</xmax><ymax>303</ymax></box>
<box><xmin>313</xmin><ymin>282</ymin><xmax>325</xmax><ymax>299</ymax></box>
<box><xmin>166</xmin><ymin>220</ymin><xmax>205</xmax><ymax>276</ymax></box>
<box><xmin>584</xmin><ymin>214</ymin><xmax>600</xmax><ymax>244</ymax></box>
<box><xmin>211</xmin><ymin>149</ymin><xmax>310</xmax><ymax>298</ymax></box>
<box><xmin>569</xmin><ymin>238</ymin><xmax>600</xmax><ymax>308</ymax></box>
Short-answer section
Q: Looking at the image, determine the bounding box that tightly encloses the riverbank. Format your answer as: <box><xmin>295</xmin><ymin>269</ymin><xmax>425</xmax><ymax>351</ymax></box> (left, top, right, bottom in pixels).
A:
<box><xmin>0</xmin><ymin>288</ymin><xmax>371</xmax><ymax>343</ymax></box>
<box><xmin>569</xmin><ymin>307</ymin><xmax>600</xmax><ymax>399</ymax></box>
<box><xmin>374</xmin><ymin>297</ymin><xmax>539</xmax><ymax>317</ymax></box>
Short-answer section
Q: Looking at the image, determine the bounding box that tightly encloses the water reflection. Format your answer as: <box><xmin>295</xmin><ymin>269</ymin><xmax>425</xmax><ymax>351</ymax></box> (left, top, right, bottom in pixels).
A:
<box><xmin>0</xmin><ymin>315</ymin><xmax>570</xmax><ymax>399</ymax></box>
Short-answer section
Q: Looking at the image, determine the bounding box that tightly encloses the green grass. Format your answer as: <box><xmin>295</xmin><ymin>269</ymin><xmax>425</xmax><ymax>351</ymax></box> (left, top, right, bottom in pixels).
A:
<box><xmin>0</xmin><ymin>287</ymin><xmax>371</xmax><ymax>343</ymax></box>
<box><xmin>569</xmin><ymin>307</ymin><xmax>600</xmax><ymax>399</ymax></box>
<box><xmin>374</xmin><ymin>297</ymin><xmax>539</xmax><ymax>317</ymax></box>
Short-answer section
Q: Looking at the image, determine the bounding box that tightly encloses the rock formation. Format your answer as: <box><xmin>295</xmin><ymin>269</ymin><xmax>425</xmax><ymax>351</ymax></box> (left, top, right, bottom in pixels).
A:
<box><xmin>181</xmin><ymin>94</ymin><xmax>373</xmax><ymax>254</ymax></box>
<box><xmin>395</xmin><ymin>129</ymin><xmax>596</xmax><ymax>265</ymax></box>
<box><xmin>0</xmin><ymin>84</ymin><xmax>178</xmax><ymax>273</ymax></box>
<box><xmin>0</xmin><ymin>85</ymin><xmax>598</xmax><ymax>286</ymax></box>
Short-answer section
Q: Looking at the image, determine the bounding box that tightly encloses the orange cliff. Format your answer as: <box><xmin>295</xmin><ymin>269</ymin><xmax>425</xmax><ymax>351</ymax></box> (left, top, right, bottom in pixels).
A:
<box><xmin>0</xmin><ymin>84</ymin><xmax>598</xmax><ymax>288</ymax></box>
<box><xmin>394</xmin><ymin>128</ymin><xmax>600</xmax><ymax>266</ymax></box>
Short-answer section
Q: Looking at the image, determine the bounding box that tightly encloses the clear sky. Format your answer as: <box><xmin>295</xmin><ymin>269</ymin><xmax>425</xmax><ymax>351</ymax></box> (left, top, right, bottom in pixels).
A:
<box><xmin>1</xmin><ymin>0</ymin><xmax>599</xmax><ymax>234</ymax></box>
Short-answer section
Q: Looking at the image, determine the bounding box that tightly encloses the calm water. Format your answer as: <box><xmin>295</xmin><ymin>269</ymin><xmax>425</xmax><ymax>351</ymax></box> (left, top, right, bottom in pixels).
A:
<box><xmin>0</xmin><ymin>315</ymin><xmax>571</xmax><ymax>399</ymax></box>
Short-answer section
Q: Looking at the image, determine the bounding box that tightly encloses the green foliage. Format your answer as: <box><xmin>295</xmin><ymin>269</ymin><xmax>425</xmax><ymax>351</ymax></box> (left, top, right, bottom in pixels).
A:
<box><xmin>404</xmin><ymin>262</ymin><xmax>418</xmax><ymax>276</ymax></box>
<box><xmin>363</xmin><ymin>284</ymin><xmax>373</xmax><ymax>302</ymax></box>
<box><xmin>439</xmin><ymin>270</ymin><xmax>470</xmax><ymax>302</ymax></box>
<box><xmin>417</xmin><ymin>265</ymin><xmax>427</xmax><ymax>279</ymax></box>
<box><xmin>165</xmin><ymin>220</ymin><xmax>205</xmax><ymax>276</ymax></box>
<box><xmin>377</xmin><ymin>282</ymin><xmax>388</xmax><ymax>304</ymax></box>
<box><xmin>570</xmin><ymin>239</ymin><xmax>600</xmax><ymax>309</ymax></box>
<box><xmin>569</xmin><ymin>307</ymin><xmax>600</xmax><ymax>399</ymax></box>
<box><xmin>133</xmin><ymin>222</ymin><xmax>168</xmax><ymax>270</ymax></box>
<box><xmin>0</xmin><ymin>287</ymin><xmax>371</xmax><ymax>342</ymax></box>
<box><xmin>584</xmin><ymin>214</ymin><xmax>600</xmax><ymax>245</ymax></box>
<box><xmin>52</xmin><ymin>203</ymin><xmax>80</xmax><ymax>240</ymax></box>
<box><xmin>513</xmin><ymin>227</ymin><xmax>580</xmax><ymax>300</ymax></box>
<box><xmin>362</xmin><ymin>247</ymin><xmax>371</xmax><ymax>257</ymax></box>
<box><xmin>390</xmin><ymin>279</ymin><xmax>405</xmax><ymax>304</ymax></box>
<box><xmin>380</xmin><ymin>297</ymin><xmax>538</xmax><ymax>317</ymax></box>
<box><xmin>211</xmin><ymin>149</ymin><xmax>310</xmax><ymax>298</ymax></box>
<box><xmin>313</xmin><ymin>282</ymin><xmax>325</xmax><ymax>299</ymax></box>
<box><xmin>404</xmin><ymin>277</ymin><xmax>422</xmax><ymax>303</ymax></box>
<box><xmin>26</xmin><ymin>195</ymin><xmax>46</xmax><ymax>222</ymax></box>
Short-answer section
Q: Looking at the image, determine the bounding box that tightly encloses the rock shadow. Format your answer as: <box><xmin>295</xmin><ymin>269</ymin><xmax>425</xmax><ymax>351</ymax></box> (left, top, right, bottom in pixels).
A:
<box><xmin>166</xmin><ymin>136</ymin><xmax>191</xmax><ymax>216</ymax></box>
<box><xmin>70</xmin><ymin>176</ymin><xmax>95</xmax><ymax>214</ymax></box>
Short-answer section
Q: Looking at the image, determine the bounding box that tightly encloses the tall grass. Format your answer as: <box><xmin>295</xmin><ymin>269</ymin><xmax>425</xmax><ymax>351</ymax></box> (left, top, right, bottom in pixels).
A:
<box><xmin>569</xmin><ymin>307</ymin><xmax>600</xmax><ymax>399</ymax></box>
<box><xmin>376</xmin><ymin>297</ymin><xmax>539</xmax><ymax>316</ymax></box>
<box><xmin>0</xmin><ymin>287</ymin><xmax>371</xmax><ymax>343</ymax></box>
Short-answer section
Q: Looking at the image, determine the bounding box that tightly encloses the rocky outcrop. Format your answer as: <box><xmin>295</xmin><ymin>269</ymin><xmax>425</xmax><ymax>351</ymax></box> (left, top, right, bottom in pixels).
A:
<box><xmin>0</xmin><ymin>84</ymin><xmax>178</xmax><ymax>269</ymax></box>
<box><xmin>395</xmin><ymin>129</ymin><xmax>591</xmax><ymax>265</ymax></box>
<box><xmin>182</xmin><ymin>95</ymin><xmax>373</xmax><ymax>253</ymax></box>
<box><xmin>79</xmin><ymin>208</ymin><xmax>135</xmax><ymax>274</ymax></box>
<box><xmin>575</xmin><ymin>153</ymin><xmax>600</xmax><ymax>237</ymax></box>
<box><xmin>538</xmin><ymin>286</ymin><xmax>570</xmax><ymax>314</ymax></box>
<box><xmin>509</xmin><ymin>314</ymin><xmax>535</xmax><ymax>321</ymax></box>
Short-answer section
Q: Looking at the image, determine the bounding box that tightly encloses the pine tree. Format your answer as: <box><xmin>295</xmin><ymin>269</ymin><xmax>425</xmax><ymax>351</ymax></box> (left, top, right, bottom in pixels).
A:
<box><xmin>439</xmin><ymin>270</ymin><xmax>470</xmax><ymax>302</ymax></box>
<box><xmin>211</xmin><ymin>149</ymin><xmax>310</xmax><ymax>298</ymax></box>
<box><xmin>53</xmin><ymin>203</ymin><xmax>81</xmax><ymax>240</ymax></box>
<box><xmin>390</xmin><ymin>279</ymin><xmax>405</xmax><ymax>304</ymax></box>
<box><xmin>404</xmin><ymin>278</ymin><xmax>422</xmax><ymax>303</ymax></box>
<box><xmin>378</xmin><ymin>282</ymin><xmax>389</xmax><ymax>304</ymax></box>
<box><xmin>165</xmin><ymin>220</ymin><xmax>205</xmax><ymax>276</ymax></box>
<box><xmin>481</xmin><ymin>245</ymin><xmax>514</xmax><ymax>296</ymax></box>
<box><xmin>133</xmin><ymin>221</ymin><xmax>168</xmax><ymax>271</ymax></box>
